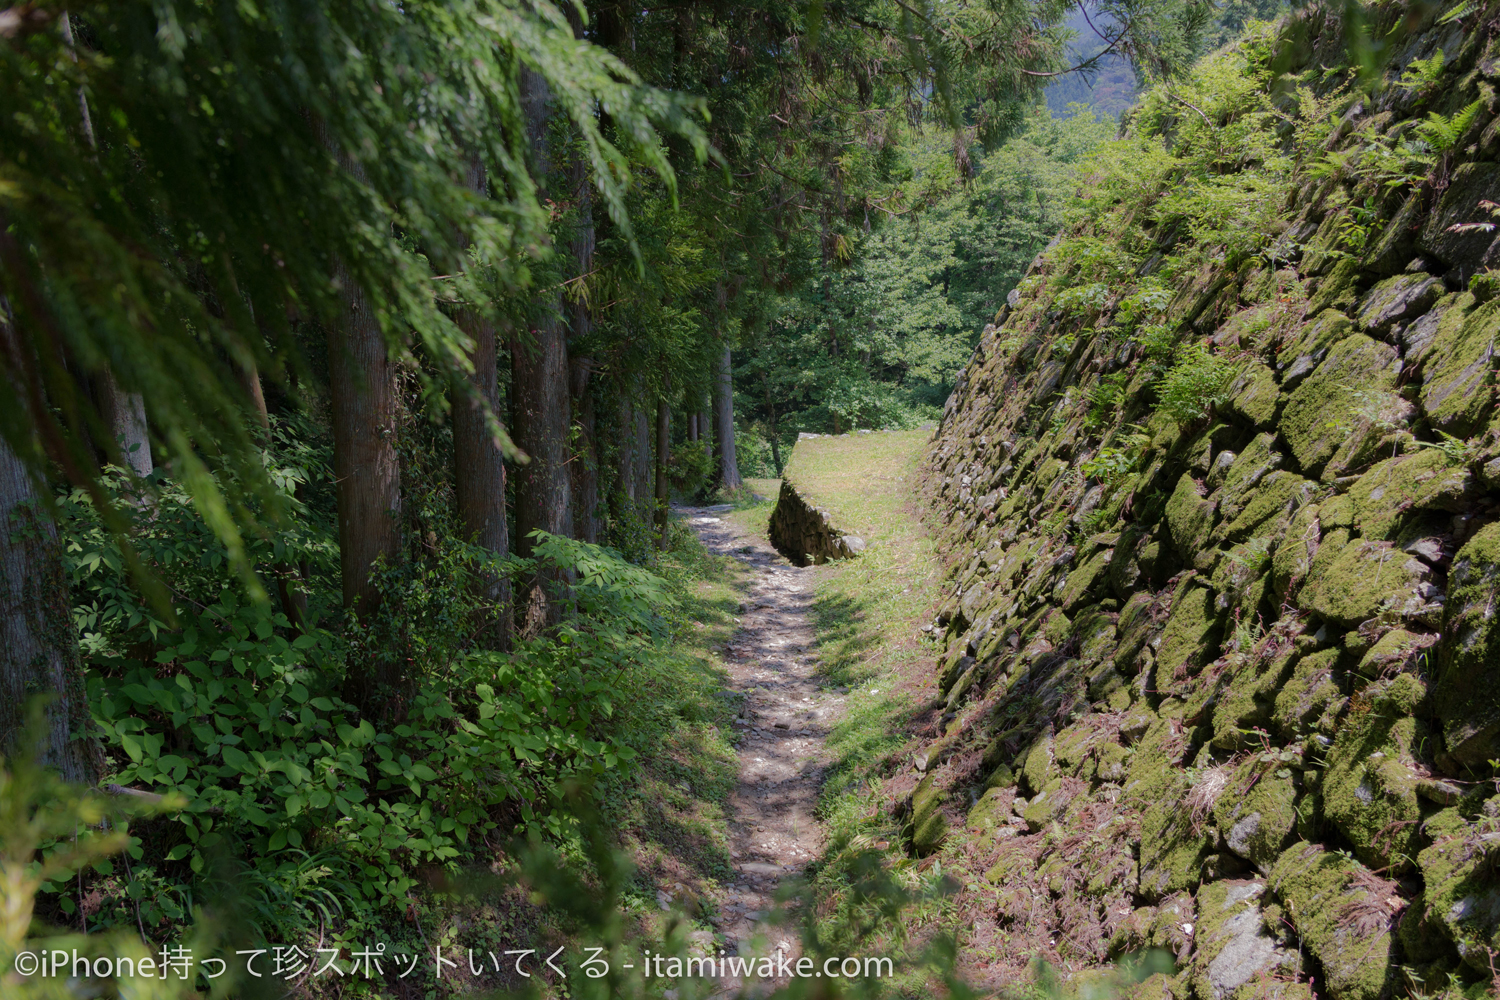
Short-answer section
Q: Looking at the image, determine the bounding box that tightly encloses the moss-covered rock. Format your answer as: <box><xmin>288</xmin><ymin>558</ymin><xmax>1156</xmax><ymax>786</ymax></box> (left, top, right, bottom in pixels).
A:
<box><xmin>1414</xmin><ymin>822</ymin><xmax>1500</xmax><ymax>977</ymax></box>
<box><xmin>1419</xmin><ymin>296</ymin><xmax>1499</xmax><ymax>439</ymax></box>
<box><xmin>1355</xmin><ymin>627</ymin><xmax>1438</xmax><ymax>680</ymax></box>
<box><xmin>1281</xmin><ymin>334</ymin><xmax>1400</xmax><ymax>477</ymax></box>
<box><xmin>1348</xmin><ymin>448</ymin><xmax>1476</xmax><ymax>540</ymax></box>
<box><xmin>967</xmin><ymin>786</ymin><xmax>1017</xmax><ymax>834</ymax></box>
<box><xmin>1300</xmin><ymin>532</ymin><xmax>1431</xmax><ymax>629</ymax></box>
<box><xmin>1167</xmin><ymin>473</ymin><xmax>1218</xmax><ymax>568</ymax></box>
<box><xmin>907</xmin><ymin>774</ymin><xmax>948</xmax><ymax>855</ymax></box>
<box><xmin>1271</xmin><ymin>647</ymin><xmax>1344</xmax><ymax>741</ymax></box>
<box><xmin>1138</xmin><ymin>790</ymin><xmax>1210</xmax><ymax>901</ymax></box>
<box><xmin>1154</xmin><ymin>585</ymin><xmax>1223</xmax><ymax>684</ymax></box>
<box><xmin>1354</xmin><ymin>273</ymin><xmax>1443</xmax><ymax>335</ymax></box>
<box><xmin>1277</xmin><ymin>308</ymin><xmax>1353</xmax><ymax>387</ymax></box>
<box><xmin>1323</xmin><ymin>674</ymin><xmax>1427</xmax><ymax>873</ymax></box>
<box><xmin>1269</xmin><ymin>843</ymin><xmax>1396</xmax><ymax>1000</ymax></box>
<box><xmin>1021</xmin><ymin>732</ymin><xmax>1058</xmax><ymax>795</ymax></box>
<box><xmin>1433</xmin><ymin>521</ymin><xmax>1500</xmax><ymax>769</ymax></box>
<box><xmin>1212</xmin><ymin>649</ymin><xmax>1299</xmax><ymax>750</ymax></box>
<box><xmin>1059</xmin><ymin>545</ymin><xmax>1114</xmax><ymax>613</ymax></box>
<box><xmin>1212</xmin><ymin>758</ymin><xmax>1299</xmax><ymax>870</ymax></box>
<box><xmin>1271</xmin><ymin>502</ymin><xmax>1322</xmax><ymax>599</ymax></box>
<box><xmin>1419</xmin><ymin>161</ymin><xmax>1500</xmax><ymax>273</ymax></box>
<box><xmin>1229</xmin><ymin>359</ymin><xmax>1282</xmax><ymax>429</ymax></box>
<box><xmin>1188</xmin><ymin>879</ymin><xmax>1299</xmax><ymax>1000</ymax></box>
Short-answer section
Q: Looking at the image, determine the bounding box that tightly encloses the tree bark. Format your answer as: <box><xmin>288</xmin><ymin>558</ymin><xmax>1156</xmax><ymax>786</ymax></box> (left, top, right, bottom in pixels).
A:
<box><xmin>94</xmin><ymin>370</ymin><xmax>152</xmax><ymax>477</ymax></box>
<box><xmin>570</xmin><ymin>370</ymin><xmax>600</xmax><ymax>544</ymax></box>
<box><xmin>236</xmin><ymin>357</ymin><xmax>270</xmax><ymax>432</ymax></box>
<box><xmin>712</xmin><ymin>345</ymin><xmax>742</xmax><ymax>491</ymax></box>
<box><xmin>512</xmin><ymin>66</ymin><xmax>572</xmax><ymax>632</ymax></box>
<box><xmin>633</xmin><ymin>397</ymin><xmax>653</xmax><ymax>504</ymax></box>
<box><xmin>452</xmin><ymin>156</ymin><xmax>512</xmax><ymax>648</ymax></box>
<box><xmin>654</xmin><ymin>397</ymin><xmax>669</xmax><ymax>550</ymax></box>
<box><xmin>327</xmin><ymin>274</ymin><xmax>401</xmax><ymax>624</ymax></box>
<box><xmin>0</xmin><ymin>436</ymin><xmax>99</xmax><ymax>784</ymax></box>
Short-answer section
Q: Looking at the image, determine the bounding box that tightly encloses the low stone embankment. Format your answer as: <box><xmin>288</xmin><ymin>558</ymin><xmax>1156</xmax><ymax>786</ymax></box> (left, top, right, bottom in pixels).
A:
<box><xmin>908</xmin><ymin>7</ymin><xmax>1500</xmax><ymax>1000</ymax></box>
<box><xmin>769</xmin><ymin>479</ymin><xmax>865</xmax><ymax>566</ymax></box>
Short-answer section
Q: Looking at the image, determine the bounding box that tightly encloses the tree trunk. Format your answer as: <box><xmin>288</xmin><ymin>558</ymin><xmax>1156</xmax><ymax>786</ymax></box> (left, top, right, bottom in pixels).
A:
<box><xmin>95</xmin><ymin>370</ymin><xmax>152</xmax><ymax>477</ymax></box>
<box><xmin>654</xmin><ymin>398</ymin><xmax>669</xmax><ymax>550</ymax></box>
<box><xmin>511</xmin><ymin>66</ymin><xmax>573</xmax><ymax>632</ymax></box>
<box><xmin>236</xmin><ymin>357</ymin><xmax>270</xmax><ymax>432</ymax></box>
<box><xmin>327</xmin><ymin>277</ymin><xmax>401</xmax><ymax>625</ymax></box>
<box><xmin>712</xmin><ymin>345</ymin><xmax>742</xmax><ymax>491</ymax></box>
<box><xmin>615</xmin><ymin>390</ymin><xmax>637</xmax><ymax>503</ymax></box>
<box><xmin>452</xmin><ymin>156</ymin><xmax>512</xmax><ymax>649</ymax></box>
<box><xmin>455</xmin><ymin>315</ymin><xmax>511</xmax><ymax>648</ymax></box>
<box><xmin>570</xmin><ymin>371</ymin><xmax>599</xmax><ymax>544</ymax></box>
<box><xmin>0</xmin><ymin>437</ymin><xmax>99</xmax><ymax>784</ymax></box>
<box><xmin>633</xmin><ymin>383</ymin><xmax>653</xmax><ymax>504</ymax></box>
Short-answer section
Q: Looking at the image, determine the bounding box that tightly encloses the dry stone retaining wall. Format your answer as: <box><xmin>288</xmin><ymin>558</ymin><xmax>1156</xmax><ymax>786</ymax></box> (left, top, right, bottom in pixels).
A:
<box><xmin>909</xmin><ymin>6</ymin><xmax>1500</xmax><ymax>998</ymax></box>
<box><xmin>769</xmin><ymin>478</ymin><xmax>865</xmax><ymax>567</ymax></box>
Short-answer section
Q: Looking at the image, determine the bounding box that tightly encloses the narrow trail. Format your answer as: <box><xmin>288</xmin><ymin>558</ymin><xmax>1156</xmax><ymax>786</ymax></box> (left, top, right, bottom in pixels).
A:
<box><xmin>675</xmin><ymin>502</ymin><xmax>847</xmax><ymax>982</ymax></box>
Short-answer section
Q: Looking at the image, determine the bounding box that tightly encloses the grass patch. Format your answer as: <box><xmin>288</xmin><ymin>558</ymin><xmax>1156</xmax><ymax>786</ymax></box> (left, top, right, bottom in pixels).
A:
<box><xmin>770</xmin><ymin>431</ymin><xmax>959</xmax><ymax>990</ymax></box>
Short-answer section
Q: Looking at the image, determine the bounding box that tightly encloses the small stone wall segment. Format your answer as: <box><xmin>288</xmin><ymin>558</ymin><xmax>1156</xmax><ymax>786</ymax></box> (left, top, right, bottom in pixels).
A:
<box><xmin>768</xmin><ymin>479</ymin><xmax>865</xmax><ymax>567</ymax></box>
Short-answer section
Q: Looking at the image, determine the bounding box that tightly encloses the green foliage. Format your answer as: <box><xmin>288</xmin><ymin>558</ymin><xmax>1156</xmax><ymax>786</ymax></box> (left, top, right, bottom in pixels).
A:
<box><xmin>740</xmin><ymin>106</ymin><xmax>1117</xmax><ymax>440</ymax></box>
<box><xmin>1155</xmin><ymin>342</ymin><xmax>1236</xmax><ymax>424</ymax></box>
<box><xmin>1086</xmin><ymin>372</ymin><xmax>1133</xmax><ymax>427</ymax></box>
<box><xmin>56</xmin><ymin>471</ymin><xmax>699</xmax><ymax>941</ymax></box>
<box><xmin>1395</xmin><ymin>49</ymin><xmax>1445</xmax><ymax>91</ymax></box>
<box><xmin>1414</xmin><ymin>99</ymin><xmax>1484</xmax><ymax>152</ymax></box>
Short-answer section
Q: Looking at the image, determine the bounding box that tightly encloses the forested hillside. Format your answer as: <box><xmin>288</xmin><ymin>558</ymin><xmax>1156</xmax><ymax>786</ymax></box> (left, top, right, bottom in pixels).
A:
<box><xmin>915</xmin><ymin>3</ymin><xmax>1500</xmax><ymax>998</ymax></box>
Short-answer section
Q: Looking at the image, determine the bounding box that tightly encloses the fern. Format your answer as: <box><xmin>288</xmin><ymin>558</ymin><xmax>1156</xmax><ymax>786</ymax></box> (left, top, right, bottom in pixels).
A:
<box><xmin>1397</xmin><ymin>50</ymin><xmax>1445</xmax><ymax>91</ymax></box>
<box><xmin>1415</xmin><ymin>99</ymin><xmax>1484</xmax><ymax>152</ymax></box>
<box><xmin>1437</xmin><ymin>0</ymin><xmax>1479</xmax><ymax>23</ymax></box>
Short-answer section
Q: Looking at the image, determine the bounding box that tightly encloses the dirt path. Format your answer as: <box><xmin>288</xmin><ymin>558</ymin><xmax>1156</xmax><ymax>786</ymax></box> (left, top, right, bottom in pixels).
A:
<box><xmin>676</xmin><ymin>502</ymin><xmax>845</xmax><ymax>977</ymax></box>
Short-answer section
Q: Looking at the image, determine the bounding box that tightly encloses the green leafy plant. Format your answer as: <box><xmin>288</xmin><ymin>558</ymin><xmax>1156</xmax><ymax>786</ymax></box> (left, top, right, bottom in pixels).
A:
<box><xmin>1395</xmin><ymin>50</ymin><xmax>1445</xmax><ymax>92</ymax></box>
<box><xmin>1085</xmin><ymin>372</ymin><xmax>1133</xmax><ymax>428</ymax></box>
<box><xmin>1154</xmin><ymin>342</ymin><xmax>1236</xmax><ymax>424</ymax></box>
<box><xmin>1414</xmin><ymin>99</ymin><xmax>1484</xmax><ymax>152</ymax></box>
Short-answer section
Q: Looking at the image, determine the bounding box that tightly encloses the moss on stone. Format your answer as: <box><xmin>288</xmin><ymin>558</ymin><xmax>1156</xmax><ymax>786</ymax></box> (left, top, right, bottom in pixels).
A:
<box><xmin>1021</xmin><ymin>733</ymin><xmax>1058</xmax><ymax>795</ymax></box>
<box><xmin>1212</xmin><ymin>649</ymin><xmax>1299</xmax><ymax>750</ymax></box>
<box><xmin>1323</xmin><ymin>676</ymin><xmax>1428</xmax><ymax>873</ymax></box>
<box><xmin>1269</xmin><ymin>843</ymin><xmax>1396</xmax><ymax>1000</ymax></box>
<box><xmin>1281</xmin><ymin>333</ymin><xmax>1401</xmax><ymax>477</ymax></box>
<box><xmin>1433</xmin><ymin>521</ymin><xmax>1500</xmax><ymax>769</ymax></box>
<box><xmin>1167</xmin><ymin>472</ymin><xmax>1218</xmax><ymax>568</ymax></box>
<box><xmin>1414</xmin><ymin>819</ymin><xmax>1500</xmax><ymax>977</ymax></box>
<box><xmin>1059</xmin><ymin>546</ymin><xmax>1114</xmax><ymax>613</ymax></box>
<box><xmin>1300</xmin><ymin>532</ymin><xmax>1430</xmax><ymax>629</ymax></box>
<box><xmin>966</xmin><ymin>786</ymin><xmax>1016</xmax><ymax>834</ymax></box>
<box><xmin>1355</xmin><ymin>627</ymin><xmax>1438</xmax><ymax>680</ymax></box>
<box><xmin>1188</xmin><ymin>879</ymin><xmax>1299</xmax><ymax>1000</ymax></box>
<box><xmin>1420</xmin><ymin>296</ymin><xmax>1498</xmax><ymax>438</ymax></box>
<box><xmin>1126</xmin><ymin>717</ymin><xmax>1191</xmax><ymax>807</ymax></box>
<box><xmin>1348</xmin><ymin>448</ymin><xmax>1476</xmax><ymax>540</ymax></box>
<box><xmin>1154</xmin><ymin>585</ymin><xmax>1223</xmax><ymax>684</ymax></box>
<box><xmin>1218</xmin><ymin>471</ymin><xmax>1313</xmax><ymax>546</ymax></box>
<box><xmin>1022</xmin><ymin>776</ymin><xmax>1072</xmax><ymax>832</ymax></box>
<box><xmin>1271</xmin><ymin>647</ymin><xmax>1343</xmax><ymax>741</ymax></box>
<box><xmin>1272</xmin><ymin>502</ymin><xmax>1322</xmax><ymax>599</ymax></box>
<box><xmin>907</xmin><ymin>774</ymin><xmax>948</xmax><ymax>855</ymax></box>
<box><xmin>1138</xmin><ymin>789</ymin><xmax>1210</xmax><ymax>901</ymax></box>
<box><xmin>1212</xmin><ymin>760</ymin><xmax>1300</xmax><ymax>870</ymax></box>
<box><xmin>1229</xmin><ymin>360</ymin><xmax>1282</xmax><ymax>429</ymax></box>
